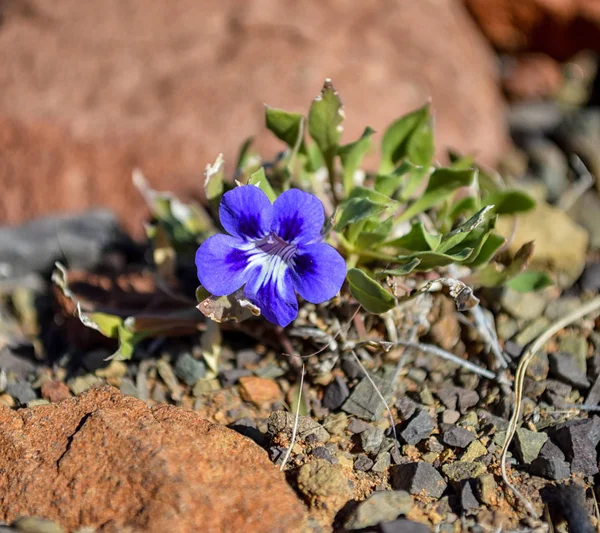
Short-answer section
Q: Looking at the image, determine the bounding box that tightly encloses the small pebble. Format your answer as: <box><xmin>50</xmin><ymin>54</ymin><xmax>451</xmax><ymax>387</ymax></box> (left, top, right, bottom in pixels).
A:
<box><xmin>323</xmin><ymin>412</ymin><xmax>348</xmax><ymax>437</ymax></box>
<box><xmin>347</xmin><ymin>418</ymin><xmax>372</xmax><ymax>434</ymax></box>
<box><xmin>80</xmin><ymin>349</ymin><xmax>111</xmax><ymax>373</ymax></box>
<box><xmin>390</xmin><ymin>462</ymin><xmax>447</xmax><ymax>499</ymax></box>
<box><xmin>342</xmin><ymin>374</ymin><xmax>394</xmax><ymax>421</ymax></box>
<box><xmin>0</xmin><ymin>393</ymin><xmax>15</xmax><ymax>407</ymax></box>
<box><xmin>399</xmin><ymin>409</ymin><xmax>435</xmax><ymax>445</ymax></box>
<box><xmin>344</xmin><ymin>490</ymin><xmax>413</xmax><ymax>530</ymax></box>
<box><xmin>395</xmin><ymin>397</ymin><xmax>417</xmax><ymax>420</ymax></box>
<box><xmin>313</xmin><ymin>446</ymin><xmax>338</xmax><ymax>464</ymax></box>
<box><xmin>361</xmin><ymin>427</ymin><xmax>384</xmax><ymax>454</ymax></box>
<box><xmin>459</xmin><ymin>479</ymin><xmax>479</xmax><ymax>512</ymax></box>
<box><xmin>268</xmin><ymin>410</ymin><xmax>330</xmax><ymax>443</ymax></box>
<box><xmin>354</xmin><ymin>454</ymin><xmax>374</xmax><ymax>472</ymax></box>
<box><xmin>380</xmin><ymin>519</ymin><xmax>431</xmax><ymax>533</ymax></box>
<box><xmin>219</xmin><ymin>368</ymin><xmax>252</xmax><ymax>388</ymax></box>
<box><xmin>530</xmin><ymin>456</ymin><xmax>571</xmax><ymax>480</ymax></box>
<box><xmin>236</xmin><ymin>349</ymin><xmax>261</xmax><ymax>368</ymax></box>
<box><xmin>462</xmin><ymin>440</ymin><xmax>487</xmax><ymax>462</ymax></box>
<box><xmin>173</xmin><ymin>353</ymin><xmax>206</xmax><ymax>387</ymax></box>
<box><xmin>372</xmin><ymin>451</ymin><xmax>391</xmax><ymax>472</ymax></box>
<box><xmin>549</xmin><ymin>352</ymin><xmax>589</xmax><ymax>389</ymax></box>
<box><xmin>239</xmin><ymin>376</ymin><xmax>281</xmax><ymax>406</ymax></box>
<box><xmin>513</xmin><ymin>428</ymin><xmax>548</xmax><ymax>464</ymax></box>
<box><xmin>40</xmin><ymin>380</ymin><xmax>71</xmax><ymax>402</ymax></box>
<box><xmin>442</xmin><ymin>461</ymin><xmax>486</xmax><ymax>482</ymax></box>
<box><xmin>119</xmin><ymin>377</ymin><xmax>139</xmax><ymax>398</ymax></box>
<box><xmin>441</xmin><ymin>425</ymin><xmax>476</xmax><ymax>448</ymax></box>
<box><xmin>95</xmin><ymin>360</ymin><xmax>128</xmax><ymax>380</ymax></box>
<box><xmin>554</xmin><ymin>419</ymin><xmax>600</xmax><ymax>476</ymax></box>
<box><xmin>476</xmin><ymin>474</ymin><xmax>498</xmax><ymax>506</ymax></box>
<box><xmin>156</xmin><ymin>360</ymin><xmax>183</xmax><ymax>402</ymax></box>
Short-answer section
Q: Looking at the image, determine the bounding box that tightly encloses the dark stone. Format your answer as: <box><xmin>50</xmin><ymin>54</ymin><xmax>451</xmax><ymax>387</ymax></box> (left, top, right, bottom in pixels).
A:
<box><xmin>459</xmin><ymin>479</ymin><xmax>480</xmax><ymax>512</ymax></box>
<box><xmin>5</xmin><ymin>382</ymin><xmax>36</xmax><ymax>405</ymax></box>
<box><xmin>399</xmin><ymin>410</ymin><xmax>435</xmax><ymax>445</ymax></box>
<box><xmin>380</xmin><ymin>519</ymin><xmax>431</xmax><ymax>533</ymax></box>
<box><xmin>342</xmin><ymin>374</ymin><xmax>395</xmax><ymax>421</ymax></box>
<box><xmin>395</xmin><ymin>396</ymin><xmax>417</xmax><ymax>420</ymax></box>
<box><xmin>478</xmin><ymin>410</ymin><xmax>509</xmax><ymax>432</ymax></box>
<box><xmin>456</xmin><ymin>389</ymin><xmax>479</xmax><ymax>413</ymax></box>
<box><xmin>549</xmin><ymin>352</ymin><xmax>589</xmax><ymax>389</ymax></box>
<box><xmin>585</xmin><ymin>376</ymin><xmax>600</xmax><ymax>406</ymax></box>
<box><xmin>80</xmin><ymin>349</ymin><xmax>112</xmax><ymax>373</ymax></box>
<box><xmin>235</xmin><ymin>349</ymin><xmax>261</xmax><ymax>368</ymax></box>
<box><xmin>219</xmin><ymin>368</ymin><xmax>252</xmax><ymax>388</ymax></box>
<box><xmin>312</xmin><ymin>446</ymin><xmax>337</xmax><ymax>464</ymax></box>
<box><xmin>347</xmin><ymin>418</ymin><xmax>372</xmax><ymax>434</ymax></box>
<box><xmin>530</xmin><ymin>457</ymin><xmax>570</xmax><ymax>480</ymax></box>
<box><xmin>322</xmin><ymin>376</ymin><xmax>350</xmax><ymax>411</ymax></box>
<box><xmin>304</xmin><ymin>433</ymin><xmax>320</xmax><ymax>445</ymax></box>
<box><xmin>579</xmin><ymin>262</ymin><xmax>600</xmax><ymax>292</ymax></box>
<box><xmin>269</xmin><ymin>446</ymin><xmax>287</xmax><ymax>465</ymax></box>
<box><xmin>436</xmin><ymin>386</ymin><xmax>479</xmax><ymax>414</ymax></box>
<box><xmin>341</xmin><ymin>356</ymin><xmax>362</xmax><ymax>379</ymax></box>
<box><xmin>441</xmin><ymin>425</ymin><xmax>476</xmax><ymax>448</ymax></box>
<box><xmin>554</xmin><ymin>419</ymin><xmax>600</xmax><ymax>476</ymax></box>
<box><xmin>513</xmin><ymin>428</ymin><xmax>548</xmax><ymax>464</ymax></box>
<box><xmin>354</xmin><ymin>454</ymin><xmax>374</xmax><ymax>472</ymax></box>
<box><xmin>0</xmin><ymin>209</ymin><xmax>135</xmax><ymax>279</ymax></box>
<box><xmin>436</xmin><ymin>385</ymin><xmax>458</xmax><ymax>410</ymax></box>
<box><xmin>539</xmin><ymin>439</ymin><xmax>566</xmax><ymax>461</ymax></box>
<box><xmin>390</xmin><ymin>462</ymin><xmax>447</xmax><ymax>499</ymax></box>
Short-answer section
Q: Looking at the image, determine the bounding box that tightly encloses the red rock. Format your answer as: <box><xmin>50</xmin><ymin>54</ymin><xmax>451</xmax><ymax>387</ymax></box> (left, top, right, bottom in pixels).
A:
<box><xmin>502</xmin><ymin>53</ymin><xmax>563</xmax><ymax>100</ymax></box>
<box><xmin>0</xmin><ymin>0</ymin><xmax>507</xmax><ymax>233</ymax></box>
<box><xmin>239</xmin><ymin>376</ymin><xmax>282</xmax><ymax>406</ymax></box>
<box><xmin>464</xmin><ymin>0</ymin><xmax>600</xmax><ymax>60</ymax></box>
<box><xmin>0</xmin><ymin>387</ymin><xmax>306</xmax><ymax>533</ymax></box>
<box><xmin>40</xmin><ymin>380</ymin><xmax>71</xmax><ymax>403</ymax></box>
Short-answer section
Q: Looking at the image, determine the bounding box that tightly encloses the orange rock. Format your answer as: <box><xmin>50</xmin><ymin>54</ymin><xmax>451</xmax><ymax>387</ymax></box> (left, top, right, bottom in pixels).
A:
<box><xmin>239</xmin><ymin>376</ymin><xmax>282</xmax><ymax>406</ymax></box>
<box><xmin>0</xmin><ymin>387</ymin><xmax>306</xmax><ymax>533</ymax></box>
<box><xmin>0</xmin><ymin>0</ymin><xmax>507</xmax><ymax>233</ymax></box>
<box><xmin>40</xmin><ymin>380</ymin><xmax>71</xmax><ymax>403</ymax></box>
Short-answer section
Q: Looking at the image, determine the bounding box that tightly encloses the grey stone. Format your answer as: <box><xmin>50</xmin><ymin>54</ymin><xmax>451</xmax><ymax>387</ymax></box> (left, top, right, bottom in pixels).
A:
<box><xmin>80</xmin><ymin>349</ymin><xmax>112</xmax><ymax>373</ymax></box>
<box><xmin>0</xmin><ymin>346</ymin><xmax>39</xmax><ymax>381</ymax></box>
<box><xmin>342</xmin><ymin>374</ymin><xmax>394</xmax><ymax>421</ymax></box>
<box><xmin>570</xmin><ymin>192</ymin><xmax>600</xmax><ymax>250</ymax></box>
<box><xmin>526</xmin><ymin>138</ymin><xmax>569</xmax><ymax>203</ymax></box>
<box><xmin>361</xmin><ymin>427</ymin><xmax>384</xmax><ymax>454</ymax></box>
<box><xmin>219</xmin><ymin>368</ymin><xmax>252</xmax><ymax>388</ymax></box>
<box><xmin>119</xmin><ymin>377</ymin><xmax>139</xmax><ymax>398</ymax></box>
<box><xmin>5</xmin><ymin>382</ymin><xmax>36</xmax><ymax>405</ymax></box>
<box><xmin>544</xmin><ymin>297</ymin><xmax>584</xmax><ymax>322</ymax></box>
<box><xmin>476</xmin><ymin>474</ymin><xmax>497</xmax><ymax>506</ymax></box>
<box><xmin>0</xmin><ymin>209</ymin><xmax>134</xmax><ymax>279</ymax></box>
<box><xmin>395</xmin><ymin>396</ymin><xmax>417</xmax><ymax>420</ymax></box>
<box><xmin>354</xmin><ymin>454</ymin><xmax>374</xmax><ymax>472</ymax></box>
<box><xmin>558</xmin><ymin>335</ymin><xmax>588</xmax><ymax>373</ymax></box>
<box><xmin>174</xmin><ymin>353</ymin><xmax>206</xmax><ymax>387</ymax></box>
<box><xmin>515</xmin><ymin>318</ymin><xmax>550</xmax><ymax>346</ymax></box>
<box><xmin>513</xmin><ymin>428</ymin><xmax>548</xmax><ymax>464</ymax></box>
<box><xmin>345</xmin><ymin>490</ymin><xmax>413</xmax><ymax>529</ymax></box>
<box><xmin>399</xmin><ymin>409</ymin><xmax>435</xmax><ymax>445</ymax></box>
<box><xmin>341</xmin><ymin>356</ymin><xmax>362</xmax><ymax>379</ymax></box>
<box><xmin>501</xmin><ymin>289</ymin><xmax>548</xmax><ymax>320</ymax></box>
<box><xmin>380</xmin><ymin>519</ymin><xmax>431</xmax><ymax>533</ymax></box>
<box><xmin>322</xmin><ymin>376</ymin><xmax>350</xmax><ymax>411</ymax></box>
<box><xmin>580</xmin><ymin>262</ymin><xmax>600</xmax><ymax>291</ymax></box>
<box><xmin>441</xmin><ymin>410</ymin><xmax>460</xmax><ymax>425</ymax></box>
<box><xmin>312</xmin><ymin>446</ymin><xmax>338</xmax><ymax>464</ymax></box>
<box><xmin>347</xmin><ymin>418</ymin><xmax>372</xmax><ymax>434</ymax></box>
<box><xmin>585</xmin><ymin>375</ymin><xmax>600</xmax><ymax>406</ymax></box>
<box><xmin>459</xmin><ymin>479</ymin><xmax>479</xmax><ymax>512</ymax></box>
<box><xmin>372</xmin><ymin>451</ymin><xmax>391</xmax><ymax>473</ymax></box>
<box><xmin>235</xmin><ymin>349</ymin><xmax>261</xmax><ymax>368</ymax></box>
<box><xmin>436</xmin><ymin>386</ymin><xmax>479</xmax><ymax>414</ymax></box>
<box><xmin>267</xmin><ymin>410</ymin><xmax>330</xmax><ymax>443</ymax></box>
<box><xmin>530</xmin><ymin>457</ymin><xmax>570</xmax><ymax>480</ymax></box>
<box><xmin>441</xmin><ymin>425</ymin><xmax>476</xmax><ymax>448</ymax></box>
<box><xmin>390</xmin><ymin>462</ymin><xmax>447</xmax><ymax>499</ymax></box>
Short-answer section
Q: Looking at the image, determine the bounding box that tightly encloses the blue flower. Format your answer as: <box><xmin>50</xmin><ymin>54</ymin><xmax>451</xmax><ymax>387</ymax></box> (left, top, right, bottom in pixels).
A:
<box><xmin>196</xmin><ymin>186</ymin><xmax>346</xmax><ymax>327</ymax></box>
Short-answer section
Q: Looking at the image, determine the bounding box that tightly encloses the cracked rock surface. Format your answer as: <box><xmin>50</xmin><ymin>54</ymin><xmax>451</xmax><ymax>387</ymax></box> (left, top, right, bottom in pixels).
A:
<box><xmin>0</xmin><ymin>387</ymin><xmax>306</xmax><ymax>533</ymax></box>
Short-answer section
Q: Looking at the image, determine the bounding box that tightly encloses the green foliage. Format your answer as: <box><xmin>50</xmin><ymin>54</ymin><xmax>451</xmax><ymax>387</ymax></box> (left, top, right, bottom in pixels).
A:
<box><xmin>347</xmin><ymin>268</ymin><xmax>397</xmax><ymax>314</ymax></box>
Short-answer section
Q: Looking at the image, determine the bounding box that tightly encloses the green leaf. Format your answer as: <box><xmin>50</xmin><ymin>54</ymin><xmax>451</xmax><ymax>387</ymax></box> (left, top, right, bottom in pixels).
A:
<box><xmin>397</xmin><ymin>168</ymin><xmax>477</xmax><ymax>223</ymax></box>
<box><xmin>348</xmin><ymin>186</ymin><xmax>397</xmax><ymax>206</ymax></box>
<box><xmin>506</xmin><ymin>271</ymin><xmax>554</xmax><ymax>292</ymax></box>
<box><xmin>467</xmin><ymin>233</ymin><xmax>505</xmax><ymax>268</ymax></box>
<box><xmin>335</xmin><ymin>197</ymin><xmax>391</xmax><ymax>231</ymax></box>
<box><xmin>247</xmin><ymin>167</ymin><xmax>277</xmax><ymax>203</ymax></box>
<box><xmin>385</xmin><ymin>222</ymin><xmax>441</xmax><ymax>252</ymax></box>
<box><xmin>374</xmin><ymin>160</ymin><xmax>416</xmax><ymax>197</ymax></box>
<box><xmin>347</xmin><ymin>268</ymin><xmax>397</xmax><ymax>314</ymax></box>
<box><xmin>406</xmin><ymin>115</ymin><xmax>434</xmax><ymax>167</ymax></box>
<box><xmin>308</xmin><ymin>79</ymin><xmax>344</xmax><ymax>170</ymax></box>
<box><xmin>448</xmin><ymin>196</ymin><xmax>478</xmax><ymax>222</ymax></box>
<box><xmin>482</xmin><ymin>190</ymin><xmax>536</xmax><ymax>215</ymax></box>
<box><xmin>437</xmin><ymin>206</ymin><xmax>495</xmax><ymax>254</ymax></box>
<box><xmin>379</xmin><ymin>103</ymin><xmax>429</xmax><ymax>174</ymax></box>
<box><xmin>289</xmin><ymin>383</ymin><xmax>309</xmax><ymax>416</ymax></box>
<box><xmin>338</xmin><ymin>126</ymin><xmax>374</xmax><ymax>194</ymax></box>
<box><xmin>235</xmin><ymin>137</ymin><xmax>255</xmax><ymax>170</ymax></box>
<box><xmin>85</xmin><ymin>312</ymin><xmax>123</xmax><ymax>338</ymax></box>
<box><xmin>379</xmin><ymin>258</ymin><xmax>421</xmax><ymax>276</ymax></box>
<box><xmin>448</xmin><ymin>150</ymin><xmax>474</xmax><ymax>170</ymax></box>
<box><xmin>398</xmin><ymin>164</ymin><xmax>431</xmax><ymax>201</ymax></box>
<box><xmin>204</xmin><ymin>153</ymin><xmax>225</xmax><ymax>214</ymax></box>
<box><xmin>405</xmin><ymin>248</ymin><xmax>473</xmax><ymax>270</ymax></box>
<box><xmin>465</xmin><ymin>241</ymin><xmax>535</xmax><ymax>288</ymax></box>
<box><xmin>265</xmin><ymin>106</ymin><xmax>305</xmax><ymax>150</ymax></box>
<box><xmin>355</xmin><ymin>217</ymin><xmax>394</xmax><ymax>249</ymax></box>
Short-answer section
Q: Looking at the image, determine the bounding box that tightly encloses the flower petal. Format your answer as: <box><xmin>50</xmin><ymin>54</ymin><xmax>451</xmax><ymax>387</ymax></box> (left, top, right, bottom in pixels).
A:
<box><xmin>196</xmin><ymin>234</ymin><xmax>254</xmax><ymax>295</ymax></box>
<box><xmin>220</xmin><ymin>186</ymin><xmax>273</xmax><ymax>241</ymax></box>
<box><xmin>271</xmin><ymin>188</ymin><xmax>325</xmax><ymax>245</ymax></box>
<box><xmin>244</xmin><ymin>256</ymin><xmax>298</xmax><ymax>327</ymax></box>
<box><xmin>291</xmin><ymin>243</ymin><xmax>346</xmax><ymax>304</ymax></box>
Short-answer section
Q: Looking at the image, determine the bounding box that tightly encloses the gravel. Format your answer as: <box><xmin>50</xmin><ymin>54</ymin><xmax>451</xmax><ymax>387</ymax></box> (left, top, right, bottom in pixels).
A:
<box><xmin>390</xmin><ymin>462</ymin><xmax>447</xmax><ymax>499</ymax></box>
<box><xmin>399</xmin><ymin>409</ymin><xmax>435</xmax><ymax>445</ymax></box>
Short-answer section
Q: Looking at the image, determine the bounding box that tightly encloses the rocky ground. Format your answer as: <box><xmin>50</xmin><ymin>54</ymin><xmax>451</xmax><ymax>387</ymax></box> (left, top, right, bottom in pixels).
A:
<box><xmin>2</xmin><ymin>1</ymin><xmax>600</xmax><ymax>532</ymax></box>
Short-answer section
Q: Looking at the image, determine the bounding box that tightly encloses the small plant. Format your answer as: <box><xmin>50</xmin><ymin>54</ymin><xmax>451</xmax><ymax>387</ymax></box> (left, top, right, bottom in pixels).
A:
<box><xmin>55</xmin><ymin>78</ymin><xmax>550</xmax><ymax>358</ymax></box>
